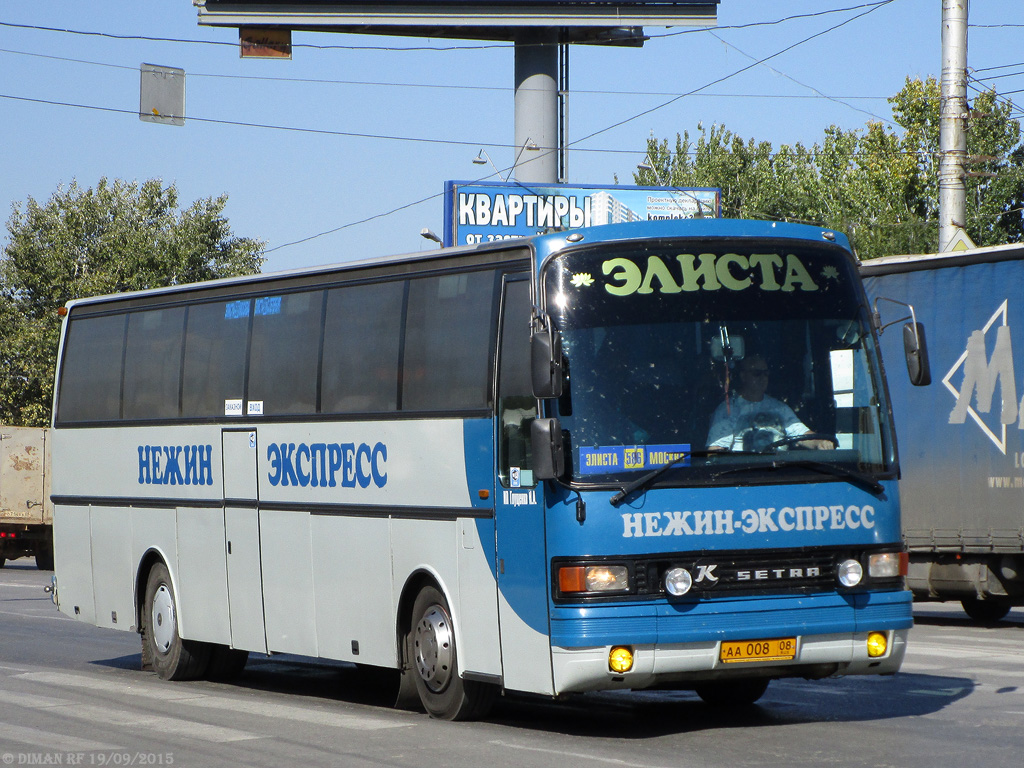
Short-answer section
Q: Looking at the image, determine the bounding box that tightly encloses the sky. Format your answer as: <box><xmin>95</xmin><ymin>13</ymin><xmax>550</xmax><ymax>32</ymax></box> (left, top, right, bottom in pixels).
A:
<box><xmin>2</xmin><ymin>1</ymin><xmax>1022</xmax><ymax>275</ymax></box>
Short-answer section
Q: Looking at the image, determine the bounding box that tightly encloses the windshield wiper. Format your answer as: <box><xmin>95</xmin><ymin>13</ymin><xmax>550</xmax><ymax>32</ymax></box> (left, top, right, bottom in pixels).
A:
<box><xmin>713</xmin><ymin>459</ymin><xmax>885</xmax><ymax>496</ymax></box>
<box><xmin>609</xmin><ymin>450</ymin><xmax>720</xmax><ymax>507</ymax></box>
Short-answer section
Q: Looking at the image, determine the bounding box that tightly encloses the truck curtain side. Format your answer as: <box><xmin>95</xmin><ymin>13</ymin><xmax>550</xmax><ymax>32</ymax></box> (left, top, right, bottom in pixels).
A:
<box><xmin>0</xmin><ymin>425</ymin><xmax>54</xmax><ymax>570</ymax></box>
<box><xmin>863</xmin><ymin>245</ymin><xmax>1024</xmax><ymax>621</ymax></box>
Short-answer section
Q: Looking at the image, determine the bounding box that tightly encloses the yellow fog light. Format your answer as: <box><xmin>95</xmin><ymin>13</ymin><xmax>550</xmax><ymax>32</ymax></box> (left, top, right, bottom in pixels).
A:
<box><xmin>867</xmin><ymin>631</ymin><xmax>888</xmax><ymax>658</ymax></box>
<box><xmin>608</xmin><ymin>646</ymin><xmax>634</xmax><ymax>673</ymax></box>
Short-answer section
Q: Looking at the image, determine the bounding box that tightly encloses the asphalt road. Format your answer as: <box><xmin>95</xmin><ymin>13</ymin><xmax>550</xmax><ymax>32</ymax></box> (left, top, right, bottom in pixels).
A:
<box><xmin>2</xmin><ymin>558</ymin><xmax>1022</xmax><ymax>768</ymax></box>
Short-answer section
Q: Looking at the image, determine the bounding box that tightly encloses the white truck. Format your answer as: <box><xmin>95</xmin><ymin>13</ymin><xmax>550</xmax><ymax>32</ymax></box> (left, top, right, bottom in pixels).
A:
<box><xmin>0</xmin><ymin>425</ymin><xmax>54</xmax><ymax>570</ymax></box>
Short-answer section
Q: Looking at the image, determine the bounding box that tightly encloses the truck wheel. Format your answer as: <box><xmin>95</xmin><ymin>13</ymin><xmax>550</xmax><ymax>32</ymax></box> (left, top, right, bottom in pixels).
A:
<box><xmin>406</xmin><ymin>585</ymin><xmax>495</xmax><ymax>720</ymax></box>
<box><xmin>35</xmin><ymin>541</ymin><xmax>54</xmax><ymax>571</ymax></box>
<box><xmin>142</xmin><ymin>562</ymin><xmax>210</xmax><ymax>680</ymax></box>
<box><xmin>960</xmin><ymin>597</ymin><xmax>1011</xmax><ymax>623</ymax></box>
<box><xmin>695</xmin><ymin>678</ymin><xmax>770</xmax><ymax>706</ymax></box>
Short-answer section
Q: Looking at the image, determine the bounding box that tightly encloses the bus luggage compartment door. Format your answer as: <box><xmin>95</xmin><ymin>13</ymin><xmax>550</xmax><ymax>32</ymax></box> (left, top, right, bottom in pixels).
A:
<box><xmin>222</xmin><ymin>429</ymin><xmax>268</xmax><ymax>654</ymax></box>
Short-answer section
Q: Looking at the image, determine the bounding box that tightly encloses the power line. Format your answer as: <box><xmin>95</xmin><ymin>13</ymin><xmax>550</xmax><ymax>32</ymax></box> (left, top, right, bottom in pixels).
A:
<box><xmin>0</xmin><ymin>92</ymin><xmax>517</xmax><ymax>150</ymax></box>
<box><xmin>706</xmin><ymin>31</ymin><xmax>893</xmax><ymax>125</ymax></box>
<box><xmin>0</xmin><ymin>46</ymin><xmax>893</xmax><ymax>102</ymax></box>
<box><xmin>567</xmin><ymin>0</ymin><xmax>896</xmax><ymax>151</ymax></box>
<box><xmin>0</xmin><ymin>90</ymin><xmax>938</xmax><ymax>161</ymax></box>
<box><xmin>0</xmin><ymin>20</ymin><xmax>510</xmax><ymax>52</ymax></box>
<box><xmin>972</xmin><ymin>62</ymin><xmax>1024</xmax><ymax>74</ymax></box>
<box><xmin>969</xmin><ymin>69</ymin><xmax>1024</xmax><ymax>83</ymax></box>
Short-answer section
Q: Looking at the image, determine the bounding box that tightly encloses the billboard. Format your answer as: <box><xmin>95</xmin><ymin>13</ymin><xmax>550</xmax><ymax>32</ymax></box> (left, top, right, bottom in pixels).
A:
<box><xmin>196</xmin><ymin>1</ymin><xmax>719</xmax><ymax>41</ymax></box>
<box><xmin>444</xmin><ymin>180</ymin><xmax>721</xmax><ymax>247</ymax></box>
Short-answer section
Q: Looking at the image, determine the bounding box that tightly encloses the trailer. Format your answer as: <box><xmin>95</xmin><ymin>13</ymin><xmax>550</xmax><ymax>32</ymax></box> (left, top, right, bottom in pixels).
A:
<box><xmin>0</xmin><ymin>425</ymin><xmax>54</xmax><ymax>570</ymax></box>
<box><xmin>863</xmin><ymin>244</ymin><xmax>1024</xmax><ymax>621</ymax></box>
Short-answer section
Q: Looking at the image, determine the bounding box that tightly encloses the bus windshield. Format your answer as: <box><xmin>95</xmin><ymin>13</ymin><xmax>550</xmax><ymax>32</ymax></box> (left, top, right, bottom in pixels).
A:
<box><xmin>542</xmin><ymin>238</ymin><xmax>896</xmax><ymax>486</ymax></box>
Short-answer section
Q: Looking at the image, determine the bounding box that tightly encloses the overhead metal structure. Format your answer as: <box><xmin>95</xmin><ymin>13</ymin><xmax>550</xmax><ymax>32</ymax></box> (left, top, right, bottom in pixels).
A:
<box><xmin>194</xmin><ymin>1</ymin><xmax>719</xmax><ymax>182</ymax></box>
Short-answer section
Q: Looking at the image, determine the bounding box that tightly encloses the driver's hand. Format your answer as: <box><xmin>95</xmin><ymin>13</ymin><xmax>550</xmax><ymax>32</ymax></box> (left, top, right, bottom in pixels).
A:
<box><xmin>799</xmin><ymin>439</ymin><xmax>835</xmax><ymax>450</ymax></box>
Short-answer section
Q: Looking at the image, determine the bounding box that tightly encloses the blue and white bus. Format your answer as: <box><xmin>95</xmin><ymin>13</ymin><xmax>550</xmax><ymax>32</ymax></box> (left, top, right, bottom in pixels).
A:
<box><xmin>50</xmin><ymin>219</ymin><xmax>912</xmax><ymax>720</ymax></box>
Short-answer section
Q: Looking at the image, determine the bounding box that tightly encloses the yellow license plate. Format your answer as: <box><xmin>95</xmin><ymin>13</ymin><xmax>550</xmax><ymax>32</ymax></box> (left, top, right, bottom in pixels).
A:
<box><xmin>720</xmin><ymin>637</ymin><xmax>797</xmax><ymax>663</ymax></box>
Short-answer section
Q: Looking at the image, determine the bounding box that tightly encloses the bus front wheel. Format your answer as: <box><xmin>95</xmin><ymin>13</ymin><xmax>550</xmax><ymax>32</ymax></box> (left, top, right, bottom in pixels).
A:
<box><xmin>407</xmin><ymin>585</ymin><xmax>495</xmax><ymax>721</ymax></box>
<box><xmin>695</xmin><ymin>678</ymin><xmax>770</xmax><ymax>706</ymax></box>
<box><xmin>142</xmin><ymin>562</ymin><xmax>210</xmax><ymax>681</ymax></box>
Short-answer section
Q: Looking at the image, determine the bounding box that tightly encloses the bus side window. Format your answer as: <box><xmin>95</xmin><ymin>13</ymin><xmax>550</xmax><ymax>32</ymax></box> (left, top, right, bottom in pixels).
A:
<box><xmin>497</xmin><ymin>278</ymin><xmax>537</xmax><ymax>488</ymax></box>
<box><xmin>123</xmin><ymin>307</ymin><xmax>186</xmax><ymax>420</ymax></box>
<box><xmin>321</xmin><ymin>281</ymin><xmax>405</xmax><ymax>414</ymax></box>
<box><xmin>181</xmin><ymin>300</ymin><xmax>249</xmax><ymax>419</ymax></box>
<box><xmin>56</xmin><ymin>314</ymin><xmax>127</xmax><ymax>423</ymax></box>
<box><xmin>403</xmin><ymin>270</ymin><xmax>496</xmax><ymax>411</ymax></box>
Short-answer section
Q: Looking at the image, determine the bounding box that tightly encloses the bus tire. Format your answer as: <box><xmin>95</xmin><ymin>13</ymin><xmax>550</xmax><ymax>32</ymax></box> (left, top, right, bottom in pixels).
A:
<box><xmin>695</xmin><ymin>678</ymin><xmax>770</xmax><ymax>707</ymax></box>
<box><xmin>407</xmin><ymin>585</ymin><xmax>495</xmax><ymax>721</ymax></box>
<box><xmin>960</xmin><ymin>597</ymin><xmax>1011</xmax><ymax>623</ymax></box>
<box><xmin>206</xmin><ymin>645</ymin><xmax>248</xmax><ymax>681</ymax></box>
<box><xmin>142</xmin><ymin>562</ymin><xmax>210</xmax><ymax>681</ymax></box>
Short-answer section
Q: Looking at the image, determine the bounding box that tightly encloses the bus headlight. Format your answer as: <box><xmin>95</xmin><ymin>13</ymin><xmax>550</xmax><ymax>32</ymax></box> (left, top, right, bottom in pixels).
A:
<box><xmin>664</xmin><ymin>567</ymin><xmax>693</xmax><ymax>596</ymax></box>
<box><xmin>558</xmin><ymin>565</ymin><xmax>629</xmax><ymax>594</ymax></box>
<box><xmin>837</xmin><ymin>558</ymin><xmax>864</xmax><ymax>587</ymax></box>
<box><xmin>868</xmin><ymin>552</ymin><xmax>901</xmax><ymax>579</ymax></box>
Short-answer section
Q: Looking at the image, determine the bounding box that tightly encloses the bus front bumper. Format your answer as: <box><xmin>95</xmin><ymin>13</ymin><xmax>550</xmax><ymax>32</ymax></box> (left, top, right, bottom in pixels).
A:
<box><xmin>548</xmin><ymin>589</ymin><xmax>912</xmax><ymax>694</ymax></box>
<box><xmin>552</xmin><ymin>628</ymin><xmax>908</xmax><ymax>694</ymax></box>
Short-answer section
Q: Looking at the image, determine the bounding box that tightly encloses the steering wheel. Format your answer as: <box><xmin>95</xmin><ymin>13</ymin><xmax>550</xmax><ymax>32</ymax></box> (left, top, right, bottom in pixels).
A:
<box><xmin>761</xmin><ymin>432</ymin><xmax>839</xmax><ymax>453</ymax></box>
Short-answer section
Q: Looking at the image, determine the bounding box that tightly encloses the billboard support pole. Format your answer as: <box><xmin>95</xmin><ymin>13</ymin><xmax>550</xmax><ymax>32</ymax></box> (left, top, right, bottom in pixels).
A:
<box><xmin>514</xmin><ymin>29</ymin><xmax>559</xmax><ymax>184</ymax></box>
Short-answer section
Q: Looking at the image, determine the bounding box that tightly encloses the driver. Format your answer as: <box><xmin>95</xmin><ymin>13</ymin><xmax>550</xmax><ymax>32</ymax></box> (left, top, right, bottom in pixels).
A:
<box><xmin>706</xmin><ymin>354</ymin><xmax>834</xmax><ymax>452</ymax></box>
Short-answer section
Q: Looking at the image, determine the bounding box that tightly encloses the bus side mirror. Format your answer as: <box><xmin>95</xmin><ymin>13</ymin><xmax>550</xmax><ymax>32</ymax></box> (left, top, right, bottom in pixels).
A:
<box><xmin>873</xmin><ymin>296</ymin><xmax>931</xmax><ymax>387</ymax></box>
<box><xmin>531</xmin><ymin>330</ymin><xmax>564</xmax><ymax>399</ymax></box>
<box><xmin>531</xmin><ymin>418</ymin><xmax>565</xmax><ymax>480</ymax></box>
<box><xmin>903</xmin><ymin>322</ymin><xmax>931</xmax><ymax>386</ymax></box>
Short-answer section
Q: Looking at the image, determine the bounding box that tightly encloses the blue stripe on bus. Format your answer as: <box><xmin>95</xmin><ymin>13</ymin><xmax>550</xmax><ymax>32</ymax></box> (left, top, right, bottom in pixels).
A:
<box><xmin>549</xmin><ymin>590</ymin><xmax>912</xmax><ymax>648</ymax></box>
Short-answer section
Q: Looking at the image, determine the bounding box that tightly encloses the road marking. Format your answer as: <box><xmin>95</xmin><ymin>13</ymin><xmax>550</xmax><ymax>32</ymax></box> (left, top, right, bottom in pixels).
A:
<box><xmin>0</xmin><ymin>722</ymin><xmax>122</xmax><ymax>752</ymax></box>
<box><xmin>1</xmin><ymin>691</ymin><xmax>66</xmax><ymax>708</ymax></box>
<box><xmin>0</xmin><ymin>608</ymin><xmax>72</xmax><ymax>622</ymax></box>
<box><xmin>905</xmin><ymin>644</ymin><xmax>1024</xmax><ymax>664</ymax></box>
<box><xmin>489</xmin><ymin>740</ymin><xmax>678</xmax><ymax>768</ymax></box>
<box><xmin>58</xmin><ymin>703</ymin><xmax>261</xmax><ymax>743</ymax></box>
<box><xmin>17</xmin><ymin>670</ymin><xmax>409</xmax><ymax>731</ymax></box>
<box><xmin>182</xmin><ymin>694</ymin><xmax>410</xmax><ymax>730</ymax></box>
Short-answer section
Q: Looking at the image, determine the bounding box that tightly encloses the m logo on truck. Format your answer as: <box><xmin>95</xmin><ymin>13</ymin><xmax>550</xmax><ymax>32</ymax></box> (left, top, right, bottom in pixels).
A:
<box><xmin>946</xmin><ymin>299</ymin><xmax>1022</xmax><ymax>454</ymax></box>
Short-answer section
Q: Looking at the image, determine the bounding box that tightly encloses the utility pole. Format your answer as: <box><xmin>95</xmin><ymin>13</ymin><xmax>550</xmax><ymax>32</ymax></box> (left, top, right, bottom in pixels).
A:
<box><xmin>938</xmin><ymin>0</ymin><xmax>968</xmax><ymax>252</ymax></box>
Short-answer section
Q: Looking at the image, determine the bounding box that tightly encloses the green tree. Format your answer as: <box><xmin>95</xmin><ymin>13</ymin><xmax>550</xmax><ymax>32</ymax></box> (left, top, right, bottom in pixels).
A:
<box><xmin>635</xmin><ymin>77</ymin><xmax>1024</xmax><ymax>259</ymax></box>
<box><xmin>1</xmin><ymin>178</ymin><xmax>264</xmax><ymax>427</ymax></box>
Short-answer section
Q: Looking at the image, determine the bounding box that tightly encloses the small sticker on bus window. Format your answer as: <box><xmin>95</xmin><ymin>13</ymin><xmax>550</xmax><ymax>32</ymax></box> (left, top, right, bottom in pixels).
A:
<box><xmin>224</xmin><ymin>399</ymin><xmax>243</xmax><ymax>416</ymax></box>
<box><xmin>255</xmin><ymin>296</ymin><xmax>282</xmax><ymax>316</ymax></box>
<box><xmin>247</xmin><ymin>400</ymin><xmax>264</xmax><ymax>416</ymax></box>
<box><xmin>579</xmin><ymin>444</ymin><xmax>691</xmax><ymax>475</ymax></box>
<box><xmin>224</xmin><ymin>300</ymin><xmax>250</xmax><ymax>320</ymax></box>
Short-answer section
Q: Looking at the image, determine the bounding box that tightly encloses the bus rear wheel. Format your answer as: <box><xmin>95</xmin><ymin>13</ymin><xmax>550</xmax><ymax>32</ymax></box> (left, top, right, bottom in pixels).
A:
<box><xmin>142</xmin><ymin>562</ymin><xmax>210</xmax><ymax>681</ymax></box>
<box><xmin>407</xmin><ymin>585</ymin><xmax>495</xmax><ymax>721</ymax></box>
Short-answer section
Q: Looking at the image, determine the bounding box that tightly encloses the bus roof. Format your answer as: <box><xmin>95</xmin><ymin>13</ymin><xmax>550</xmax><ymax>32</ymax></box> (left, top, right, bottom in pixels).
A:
<box><xmin>62</xmin><ymin>218</ymin><xmax>851</xmax><ymax>313</ymax></box>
